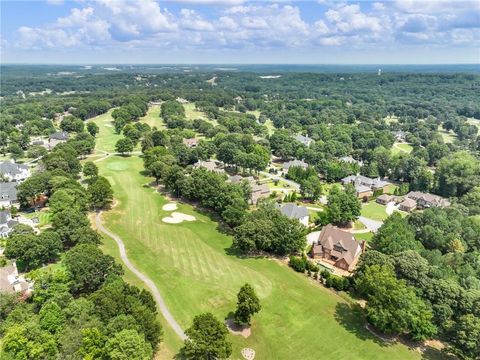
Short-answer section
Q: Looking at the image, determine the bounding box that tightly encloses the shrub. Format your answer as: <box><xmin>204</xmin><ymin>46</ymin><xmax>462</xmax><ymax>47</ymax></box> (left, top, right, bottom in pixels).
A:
<box><xmin>289</xmin><ymin>256</ymin><xmax>306</xmax><ymax>273</ymax></box>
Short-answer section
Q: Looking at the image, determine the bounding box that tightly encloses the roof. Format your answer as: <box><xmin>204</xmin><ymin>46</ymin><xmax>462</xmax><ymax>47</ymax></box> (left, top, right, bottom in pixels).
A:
<box><xmin>295</xmin><ymin>134</ymin><xmax>312</xmax><ymax>145</ymax></box>
<box><xmin>0</xmin><ymin>210</ymin><xmax>11</xmax><ymax>224</ymax></box>
<box><xmin>282</xmin><ymin>159</ymin><xmax>308</xmax><ymax>170</ymax></box>
<box><xmin>0</xmin><ymin>161</ymin><xmax>29</xmax><ymax>176</ymax></box>
<box><xmin>342</xmin><ymin>175</ymin><xmax>389</xmax><ymax>189</ymax></box>
<box><xmin>377</xmin><ymin>194</ymin><xmax>392</xmax><ymax>202</ymax></box>
<box><xmin>229</xmin><ymin>175</ymin><xmax>255</xmax><ymax>185</ymax></box>
<box><xmin>194</xmin><ymin>160</ymin><xmax>224</xmax><ymax>173</ymax></box>
<box><xmin>0</xmin><ymin>264</ymin><xmax>17</xmax><ymax>293</ymax></box>
<box><xmin>49</xmin><ymin>131</ymin><xmax>69</xmax><ymax>140</ymax></box>
<box><xmin>0</xmin><ymin>182</ymin><xmax>18</xmax><ymax>203</ymax></box>
<box><xmin>313</xmin><ymin>224</ymin><xmax>362</xmax><ymax>266</ymax></box>
<box><xmin>183</xmin><ymin>138</ymin><xmax>198</xmax><ymax>146</ymax></box>
<box><xmin>250</xmin><ymin>184</ymin><xmax>270</xmax><ymax>204</ymax></box>
<box><xmin>399</xmin><ymin>198</ymin><xmax>416</xmax><ymax>208</ymax></box>
<box><xmin>339</xmin><ymin>156</ymin><xmax>362</xmax><ymax>165</ymax></box>
<box><xmin>406</xmin><ymin>191</ymin><xmax>450</xmax><ymax>207</ymax></box>
<box><xmin>279</xmin><ymin>203</ymin><xmax>309</xmax><ymax>219</ymax></box>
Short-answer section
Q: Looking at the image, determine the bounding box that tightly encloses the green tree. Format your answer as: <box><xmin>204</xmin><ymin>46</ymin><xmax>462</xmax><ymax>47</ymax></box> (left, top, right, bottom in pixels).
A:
<box><xmin>447</xmin><ymin>314</ymin><xmax>480</xmax><ymax>360</ymax></box>
<box><xmin>88</xmin><ymin>176</ymin><xmax>113</xmax><ymax>209</ymax></box>
<box><xmin>372</xmin><ymin>213</ymin><xmax>423</xmax><ymax>254</ymax></box>
<box><xmin>52</xmin><ymin>208</ymin><xmax>89</xmax><ymax>246</ymax></box>
<box><xmin>180</xmin><ymin>313</ymin><xmax>232</xmax><ymax>360</ymax></box>
<box><xmin>234</xmin><ymin>283</ymin><xmax>261</xmax><ymax>326</ymax></box>
<box><xmin>83</xmin><ymin>161</ymin><xmax>99</xmax><ymax>179</ymax></box>
<box><xmin>435</xmin><ymin>151</ymin><xmax>480</xmax><ymax>197</ymax></box>
<box><xmin>2</xmin><ymin>323</ymin><xmax>58</xmax><ymax>360</ymax></box>
<box><xmin>39</xmin><ymin>302</ymin><xmax>65</xmax><ymax>334</ymax></box>
<box><xmin>77</xmin><ymin>328</ymin><xmax>106</xmax><ymax>360</ymax></box>
<box><xmin>115</xmin><ymin>138</ymin><xmax>134</xmax><ymax>155</ymax></box>
<box><xmin>86</xmin><ymin>122</ymin><xmax>100</xmax><ymax>137</ymax></box>
<box><xmin>326</xmin><ymin>185</ymin><xmax>361</xmax><ymax>226</ymax></box>
<box><xmin>105</xmin><ymin>329</ymin><xmax>153</xmax><ymax>360</ymax></box>
<box><xmin>64</xmin><ymin>243</ymin><xmax>123</xmax><ymax>294</ymax></box>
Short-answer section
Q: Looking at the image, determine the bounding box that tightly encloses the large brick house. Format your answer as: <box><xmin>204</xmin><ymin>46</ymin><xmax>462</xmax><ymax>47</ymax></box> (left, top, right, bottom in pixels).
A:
<box><xmin>311</xmin><ymin>224</ymin><xmax>365</xmax><ymax>272</ymax></box>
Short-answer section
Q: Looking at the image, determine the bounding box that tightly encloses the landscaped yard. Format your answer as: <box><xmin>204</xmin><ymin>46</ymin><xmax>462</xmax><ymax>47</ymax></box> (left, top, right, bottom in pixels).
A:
<box><xmin>95</xmin><ymin>155</ymin><xmax>430</xmax><ymax>360</ymax></box>
<box><xmin>361</xmin><ymin>201</ymin><xmax>389</xmax><ymax>221</ymax></box>
<box><xmin>391</xmin><ymin>142</ymin><xmax>413</xmax><ymax>155</ymax></box>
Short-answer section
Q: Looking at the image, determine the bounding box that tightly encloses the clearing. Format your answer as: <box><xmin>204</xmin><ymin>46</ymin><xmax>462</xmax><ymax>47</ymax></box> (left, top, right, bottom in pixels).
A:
<box><xmin>391</xmin><ymin>142</ymin><xmax>413</xmax><ymax>155</ymax></box>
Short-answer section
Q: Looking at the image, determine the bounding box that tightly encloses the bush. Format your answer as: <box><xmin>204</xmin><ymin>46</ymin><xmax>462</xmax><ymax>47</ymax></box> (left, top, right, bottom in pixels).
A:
<box><xmin>324</xmin><ymin>274</ymin><xmax>350</xmax><ymax>291</ymax></box>
<box><xmin>320</xmin><ymin>269</ymin><xmax>331</xmax><ymax>280</ymax></box>
<box><xmin>289</xmin><ymin>256</ymin><xmax>306</xmax><ymax>273</ymax></box>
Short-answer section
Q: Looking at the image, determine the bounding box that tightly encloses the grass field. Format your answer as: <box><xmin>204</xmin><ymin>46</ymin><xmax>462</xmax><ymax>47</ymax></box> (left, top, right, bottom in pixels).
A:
<box><xmin>95</xmin><ymin>155</ymin><xmax>435</xmax><ymax>360</ymax></box>
<box><xmin>438</xmin><ymin>125</ymin><xmax>457</xmax><ymax>144</ymax></box>
<box><xmin>361</xmin><ymin>201</ymin><xmax>389</xmax><ymax>221</ymax></box>
<box><xmin>139</xmin><ymin>104</ymin><xmax>165</xmax><ymax>129</ymax></box>
<box><xmin>87</xmin><ymin>109</ymin><xmax>122</xmax><ymax>153</ymax></box>
<box><xmin>391</xmin><ymin>142</ymin><xmax>413</xmax><ymax>155</ymax></box>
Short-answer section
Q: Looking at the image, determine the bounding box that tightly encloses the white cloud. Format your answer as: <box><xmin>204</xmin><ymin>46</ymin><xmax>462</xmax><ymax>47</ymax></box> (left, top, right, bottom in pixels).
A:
<box><xmin>180</xmin><ymin>9</ymin><xmax>214</xmax><ymax>31</ymax></box>
<box><xmin>56</xmin><ymin>7</ymin><xmax>94</xmax><ymax>27</ymax></box>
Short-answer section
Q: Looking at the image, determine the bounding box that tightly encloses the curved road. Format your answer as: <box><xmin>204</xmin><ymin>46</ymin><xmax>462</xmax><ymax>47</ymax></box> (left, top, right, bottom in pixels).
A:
<box><xmin>95</xmin><ymin>212</ymin><xmax>187</xmax><ymax>340</ymax></box>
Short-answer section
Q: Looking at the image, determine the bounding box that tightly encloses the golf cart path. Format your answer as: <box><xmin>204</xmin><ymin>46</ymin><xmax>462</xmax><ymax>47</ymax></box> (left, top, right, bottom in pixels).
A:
<box><xmin>95</xmin><ymin>211</ymin><xmax>187</xmax><ymax>340</ymax></box>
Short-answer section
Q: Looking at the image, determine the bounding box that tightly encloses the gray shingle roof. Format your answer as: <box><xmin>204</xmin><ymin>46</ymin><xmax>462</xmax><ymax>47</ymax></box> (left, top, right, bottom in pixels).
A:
<box><xmin>0</xmin><ymin>162</ymin><xmax>28</xmax><ymax>176</ymax></box>
<box><xmin>0</xmin><ymin>182</ymin><xmax>18</xmax><ymax>202</ymax></box>
<box><xmin>49</xmin><ymin>131</ymin><xmax>69</xmax><ymax>141</ymax></box>
<box><xmin>282</xmin><ymin>159</ymin><xmax>308</xmax><ymax>170</ymax></box>
<box><xmin>279</xmin><ymin>203</ymin><xmax>308</xmax><ymax>219</ymax></box>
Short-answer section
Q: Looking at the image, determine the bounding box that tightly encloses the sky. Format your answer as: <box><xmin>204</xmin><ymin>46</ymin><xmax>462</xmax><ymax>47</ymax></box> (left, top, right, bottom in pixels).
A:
<box><xmin>1</xmin><ymin>0</ymin><xmax>479</xmax><ymax>64</ymax></box>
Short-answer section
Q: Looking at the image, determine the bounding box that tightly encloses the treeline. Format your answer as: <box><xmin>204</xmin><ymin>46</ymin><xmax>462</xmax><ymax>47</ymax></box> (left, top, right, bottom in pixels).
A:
<box><xmin>1</xmin><ymin>143</ymin><xmax>161</xmax><ymax>359</ymax></box>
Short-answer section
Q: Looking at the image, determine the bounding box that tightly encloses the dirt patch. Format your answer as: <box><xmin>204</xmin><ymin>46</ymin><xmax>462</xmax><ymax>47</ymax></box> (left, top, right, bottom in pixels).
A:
<box><xmin>241</xmin><ymin>348</ymin><xmax>255</xmax><ymax>360</ymax></box>
<box><xmin>162</xmin><ymin>203</ymin><xmax>178</xmax><ymax>211</ymax></box>
<box><xmin>225</xmin><ymin>318</ymin><xmax>251</xmax><ymax>338</ymax></box>
<box><xmin>162</xmin><ymin>212</ymin><xmax>196</xmax><ymax>224</ymax></box>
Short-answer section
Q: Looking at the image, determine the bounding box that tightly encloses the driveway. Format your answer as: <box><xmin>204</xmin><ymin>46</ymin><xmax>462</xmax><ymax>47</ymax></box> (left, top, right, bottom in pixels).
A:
<box><xmin>95</xmin><ymin>212</ymin><xmax>187</xmax><ymax>341</ymax></box>
<box><xmin>358</xmin><ymin>216</ymin><xmax>383</xmax><ymax>233</ymax></box>
<box><xmin>259</xmin><ymin>171</ymin><xmax>300</xmax><ymax>191</ymax></box>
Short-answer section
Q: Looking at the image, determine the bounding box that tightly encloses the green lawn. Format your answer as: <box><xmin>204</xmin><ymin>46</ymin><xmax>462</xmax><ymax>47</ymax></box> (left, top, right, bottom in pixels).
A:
<box><xmin>23</xmin><ymin>210</ymin><xmax>51</xmax><ymax>227</ymax></box>
<box><xmin>95</xmin><ymin>155</ymin><xmax>429</xmax><ymax>360</ymax></box>
<box><xmin>354</xmin><ymin>232</ymin><xmax>374</xmax><ymax>242</ymax></box>
<box><xmin>438</xmin><ymin>125</ymin><xmax>457</xmax><ymax>144</ymax></box>
<box><xmin>87</xmin><ymin>109</ymin><xmax>122</xmax><ymax>153</ymax></box>
<box><xmin>139</xmin><ymin>104</ymin><xmax>165</xmax><ymax>129</ymax></box>
<box><xmin>361</xmin><ymin>201</ymin><xmax>389</xmax><ymax>222</ymax></box>
<box><xmin>391</xmin><ymin>142</ymin><xmax>413</xmax><ymax>155</ymax></box>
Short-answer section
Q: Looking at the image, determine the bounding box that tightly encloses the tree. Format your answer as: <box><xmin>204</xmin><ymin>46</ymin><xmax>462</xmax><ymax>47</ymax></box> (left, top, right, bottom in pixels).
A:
<box><xmin>88</xmin><ymin>176</ymin><xmax>113</xmax><ymax>209</ymax></box>
<box><xmin>447</xmin><ymin>314</ymin><xmax>480</xmax><ymax>360</ymax></box>
<box><xmin>86</xmin><ymin>122</ymin><xmax>100</xmax><ymax>137</ymax></box>
<box><xmin>234</xmin><ymin>283</ymin><xmax>261</xmax><ymax>326</ymax></box>
<box><xmin>39</xmin><ymin>302</ymin><xmax>65</xmax><ymax>334</ymax></box>
<box><xmin>459</xmin><ymin>186</ymin><xmax>480</xmax><ymax>216</ymax></box>
<box><xmin>52</xmin><ymin>208</ymin><xmax>89</xmax><ymax>246</ymax></box>
<box><xmin>435</xmin><ymin>151</ymin><xmax>480</xmax><ymax>197</ymax></box>
<box><xmin>372</xmin><ymin>213</ymin><xmax>423</xmax><ymax>254</ymax></box>
<box><xmin>83</xmin><ymin>161</ymin><xmax>98</xmax><ymax>179</ymax></box>
<box><xmin>355</xmin><ymin>265</ymin><xmax>436</xmax><ymax>341</ymax></box>
<box><xmin>326</xmin><ymin>185</ymin><xmax>361</xmax><ymax>226</ymax></box>
<box><xmin>115</xmin><ymin>138</ymin><xmax>134</xmax><ymax>155</ymax></box>
<box><xmin>4</xmin><ymin>231</ymin><xmax>62</xmax><ymax>270</ymax></box>
<box><xmin>2</xmin><ymin>323</ymin><xmax>58</xmax><ymax>360</ymax></box>
<box><xmin>77</xmin><ymin>328</ymin><xmax>106</xmax><ymax>360</ymax></box>
<box><xmin>179</xmin><ymin>313</ymin><xmax>232</xmax><ymax>360</ymax></box>
<box><xmin>64</xmin><ymin>243</ymin><xmax>123</xmax><ymax>294</ymax></box>
<box><xmin>105</xmin><ymin>329</ymin><xmax>153</xmax><ymax>360</ymax></box>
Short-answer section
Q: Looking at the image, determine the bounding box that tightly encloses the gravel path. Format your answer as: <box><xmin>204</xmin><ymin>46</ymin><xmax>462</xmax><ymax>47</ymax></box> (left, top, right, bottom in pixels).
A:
<box><xmin>95</xmin><ymin>212</ymin><xmax>187</xmax><ymax>340</ymax></box>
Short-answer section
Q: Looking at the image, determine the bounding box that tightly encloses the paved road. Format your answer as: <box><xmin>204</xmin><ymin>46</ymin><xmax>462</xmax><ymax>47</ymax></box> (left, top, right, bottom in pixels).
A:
<box><xmin>358</xmin><ymin>216</ymin><xmax>383</xmax><ymax>233</ymax></box>
<box><xmin>95</xmin><ymin>212</ymin><xmax>187</xmax><ymax>341</ymax></box>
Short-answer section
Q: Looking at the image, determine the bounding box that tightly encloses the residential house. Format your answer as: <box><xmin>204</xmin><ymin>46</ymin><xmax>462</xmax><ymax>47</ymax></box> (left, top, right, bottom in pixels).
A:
<box><xmin>0</xmin><ymin>263</ymin><xmax>32</xmax><ymax>294</ymax></box>
<box><xmin>311</xmin><ymin>224</ymin><xmax>365</xmax><ymax>272</ymax></box>
<box><xmin>341</xmin><ymin>175</ymin><xmax>390</xmax><ymax>198</ymax></box>
<box><xmin>183</xmin><ymin>138</ymin><xmax>199</xmax><ymax>148</ymax></box>
<box><xmin>48</xmin><ymin>131</ymin><xmax>69</xmax><ymax>150</ymax></box>
<box><xmin>282</xmin><ymin>159</ymin><xmax>308</xmax><ymax>174</ymax></box>
<box><xmin>0</xmin><ymin>210</ymin><xmax>18</xmax><ymax>238</ymax></box>
<box><xmin>406</xmin><ymin>191</ymin><xmax>450</xmax><ymax>209</ymax></box>
<box><xmin>193</xmin><ymin>160</ymin><xmax>225</xmax><ymax>174</ymax></box>
<box><xmin>399</xmin><ymin>198</ymin><xmax>417</xmax><ymax>212</ymax></box>
<box><xmin>0</xmin><ymin>161</ymin><xmax>30</xmax><ymax>182</ymax></box>
<box><xmin>376</xmin><ymin>194</ymin><xmax>393</xmax><ymax>205</ymax></box>
<box><xmin>0</xmin><ymin>182</ymin><xmax>19</xmax><ymax>208</ymax></box>
<box><xmin>228</xmin><ymin>175</ymin><xmax>255</xmax><ymax>185</ymax></box>
<box><xmin>279</xmin><ymin>203</ymin><xmax>309</xmax><ymax>226</ymax></box>
<box><xmin>394</xmin><ymin>130</ymin><xmax>407</xmax><ymax>142</ymax></box>
<box><xmin>250</xmin><ymin>184</ymin><xmax>270</xmax><ymax>205</ymax></box>
<box><xmin>339</xmin><ymin>156</ymin><xmax>363</xmax><ymax>167</ymax></box>
<box><xmin>295</xmin><ymin>134</ymin><xmax>313</xmax><ymax>147</ymax></box>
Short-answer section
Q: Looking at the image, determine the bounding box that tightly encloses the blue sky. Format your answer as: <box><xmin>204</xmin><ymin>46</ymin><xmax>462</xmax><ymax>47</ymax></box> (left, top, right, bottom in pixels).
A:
<box><xmin>1</xmin><ymin>0</ymin><xmax>479</xmax><ymax>64</ymax></box>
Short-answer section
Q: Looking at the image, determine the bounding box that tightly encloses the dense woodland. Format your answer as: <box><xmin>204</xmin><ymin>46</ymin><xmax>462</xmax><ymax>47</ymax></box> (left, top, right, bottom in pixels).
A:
<box><xmin>1</xmin><ymin>66</ymin><xmax>480</xmax><ymax>359</ymax></box>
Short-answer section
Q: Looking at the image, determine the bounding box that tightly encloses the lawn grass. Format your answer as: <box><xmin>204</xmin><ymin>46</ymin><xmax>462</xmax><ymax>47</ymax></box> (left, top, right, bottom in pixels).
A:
<box><xmin>87</xmin><ymin>109</ymin><xmax>121</xmax><ymax>153</ymax></box>
<box><xmin>96</xmin><ymin>155</ymin><xmax>428</xmax><ymax>360</ymax></box>
<box><xmin>139</xmin><ymin>104</ymin><xmax>165</xmax><ymax>129</ymax></box>
<box><xmin>391</xmin><ymin>142</ymin><xmax>413</xmax><ymax>155</ymax></box>
<box><xmin>353</xmin><ymin>220</ymin><xmax>366</xmax><ymax>230</ymax></box>
<box><xmin>354</xmin><ymin>232</ymin><xmax>374</xmax><ymax>242</ymax></box>
<box><xmin>438</xmin><ymin>125</ymin><xmax>457</xmax><ymax>144</ymax></box>
<box><xmin>361</xmin><ymin>201</ymin><xmax>389</xmax><ymax>222</ymax></box>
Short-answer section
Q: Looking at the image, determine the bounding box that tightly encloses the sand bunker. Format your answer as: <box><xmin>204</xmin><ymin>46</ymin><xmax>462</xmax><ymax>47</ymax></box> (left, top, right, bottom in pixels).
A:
<box><xmin>162</xmin><ymin>203</ymin><xmax>178</xmax><ymax>211</ymax></box>
<box><xmin>162</xmin><ymin>212</ymin><xmax>196</xmax><ymax>224</ymax></box>
<box><xmin>241</xmin><ymin>348</ymin><xmax>255</xmax><ymax>360</ymax></box>
<box><xmin>225</xmin><ymin>318</ymin><xmax>251</xmax><ymax>338</ymax></box>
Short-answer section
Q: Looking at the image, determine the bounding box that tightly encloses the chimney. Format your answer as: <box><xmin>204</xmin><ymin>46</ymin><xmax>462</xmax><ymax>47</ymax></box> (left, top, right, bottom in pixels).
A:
<box><xmin>361</xmin><ymin>240</ymin><xmax>366</xmax><ymax>254</ymax></box>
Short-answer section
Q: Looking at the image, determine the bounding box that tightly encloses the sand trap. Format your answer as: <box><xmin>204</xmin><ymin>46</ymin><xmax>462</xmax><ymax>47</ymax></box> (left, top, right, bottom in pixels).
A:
<box><xmin>241</xmin><ymin>348</ymin><xmax>255</xmax><ymax>360</ymax></box>
<box><xmin>162</xmin><ymin>203</ymin><xmax>178</xmax><ymax>211</ymax></box>
<box><xmin>162</xmin><ymin>212</ymin><xmax>196</xmax><ymax>224</ymax></box>
<box><xmin>225</xmin><ymin>318</ymin><xmax>251</xmax><ymax>338</ymax></box>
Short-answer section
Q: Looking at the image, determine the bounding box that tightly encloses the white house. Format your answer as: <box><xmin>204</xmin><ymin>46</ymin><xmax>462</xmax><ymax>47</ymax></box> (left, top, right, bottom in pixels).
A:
<box><xmin>0</xmin><ymin>210</ymin><xmax>18</xmax><ymax>238</ymax></box>
<box><xmin>0</xmin><ymin>182</ymin><xmax>19</xmax><ymax>208</ymax></box>
<box><xmin>0</xmin><ymin>161</ymin><xmax>30</xmax><ymax>182</ymax></box>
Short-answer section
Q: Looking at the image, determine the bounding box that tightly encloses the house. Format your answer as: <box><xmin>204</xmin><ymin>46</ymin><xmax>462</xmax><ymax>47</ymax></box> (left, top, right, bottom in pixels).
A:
<box><xmin>0</xmin><ymin>161</ymin><xmax>30</xmax><ymax>182</ymax></box>
<box><xmin>228</xmin><ymin>175</ymin><xmax>255</xmax><ymax>185</ymax></box>
<box><xmin>0</xmin><ymin>263</ymin><xmax>32</xmax><ymax>294</ymax></box>
<box><xmin>394</xmin><ymin>130</ymin><xmax>407</xmax><ymax>142</ymax></box>
<box><xmin>282</xmin><ymin>159</ymin><xmax>308</xmax><ymax>174</ymax></box>
<box><xmin>0</xmin><ymin>210</ymin><xmax>18</xmax><ymax>238</ymax></box>
<box><xmin>399</xmin><ymin>198</ymin><xmax>417</xmax><ymax>212</ymax></box>
<box><xmin>48</xmin><ymin>131</ymin><xmax>69</xmax><ymax>150</ymax></box>
<box><xmin>406</xmin><ymin>191</ymin><xmax>450</xmax><ymax>209</ymax></box>
<box><xmin>376</xmin><ymin>194</ymin><xmax>393</xmax><ymax>205</ymax></box>
<box><xmin>295</xmin><ymin>134</ymin><xmax>312</xmax><ymax>147</ymax></box>
<box><xmin>183</xmin><ymin>138</ymin><xmax>198</xmax><ymax>148</ymax></box>
<box><xmin>341</xmin><ymin>175</ymin><xmax>390</xmax><ymax>198</ymax></box>
<box><xmin>279</xmin><ymin>203</ymin><xmax>309</xmax><ymax>226</ymax></box>
<box><xmin>0</xmin><ymin>182</ymin><xmax>19</xmax><ymax>208</ymax></box>
<box><xmin>311</xmin><ymin>224</ymin><xmax>365</xmax><ymax>272</ymax></box>
<box><xmin>193</xmin><ymin>160</ymin><xmax>225</xmax><ymax>174</ymax></box>
<box><xmin>339</xmin><ymin>156</ymin><xmax>363</xmax><ymax>167</ymax></box>
<box><xmin>250</xmin><ymin>184</ymin><xmax>270</xmax><ymax>205</ymax></box>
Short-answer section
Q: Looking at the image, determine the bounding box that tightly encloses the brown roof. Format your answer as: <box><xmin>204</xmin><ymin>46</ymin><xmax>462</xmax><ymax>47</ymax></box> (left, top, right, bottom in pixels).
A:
<box><xmin>312</xmin><ymin>224</ymin><xmax>362</xmax><ymax>266</ymax></box>
<box><xmin>250</xmin><ymin>184</ymin><xmax>270</xmax><ymax>205</ymax></box>
<box><xmin>406</xmin><ymin>191</ymin><xmax>450</xmax><ymax>207</ymax></box>
<box><xmin>399</xmin><ymin>198</ymin><xmax>416</xmax><ymax>209</ymax></box>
